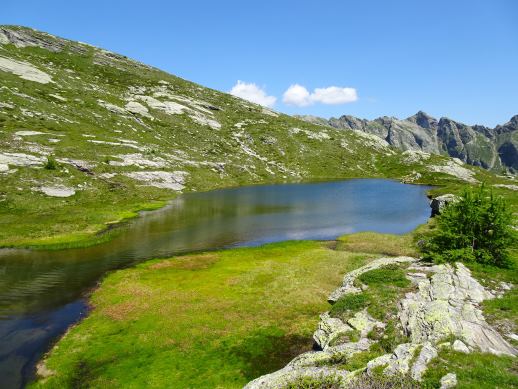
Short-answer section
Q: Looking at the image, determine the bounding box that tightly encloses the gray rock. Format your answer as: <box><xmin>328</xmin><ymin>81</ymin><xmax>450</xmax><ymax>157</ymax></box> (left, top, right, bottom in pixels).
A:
<box><xmin>347</xmin><ymin>309</ymin><xmax>385</xmax><ymax>338</ymax></box>
<box><xmin>366</xmin><ymin>353</ymin><xmax>393</xmax><ymax>372</ymax></box>
<box><xmin>430</xmin><ymin>194</ymin><xmax>459</xmax><ymax>216</ymax></box>
<box><xmin>384</xmin><ymin>343</ymin><xmax>420</xmax><ymax>376</ymax></box>
<box><xmin>367</xmin><ymin>343</ymin><xmax>420</xmax><ymax>376</ymax></box>
<box><xmin>243</xmin><ymin>366</ymin><xmax>350</xmax><ymax>389</ymax></box>
<box><xmin>440</xmin><ymin>373</ymin><xmax>457</xmax><ymax>389</ymax></box>
<box><xmin>452</xmin><ymin>340</ymin><xmax>470</xmax><ymax>353</ymax></box>
<box><xmin>246</xmin><ymin>335</ymin><xmax>371</xmax><ymax>387</ymax></box>
<box><xmin>125</xmin><ymin>101</ymin><xmax>152</xmax><ymax>118</ymax></box>
<box><xmin>399</xmin><ymin>262</ymin><xmax>517</xmax><ymax>356</ymax></box>
<box><xmin>411</xmin><ymin>342</ymin><xmax>438</xmax><ymax>381</ymax></box>
<box><xmin>325</xmin><ymin>337</ymin><xmax>373</xmax><ymax>358</ymax></box>
<box><xmin>244</xmin><ymin>260</ymin><xmax>516</xmax><ymax>389</ymax></box>
<box><xmin>38</xmin><ymin>186</ymin><xmax>76</xmax><ymax>198</ymax></box>
<box><xmin>313</xmin><ymin>313</ymin><xmax>353</xmax><ymax>350</ymax></box>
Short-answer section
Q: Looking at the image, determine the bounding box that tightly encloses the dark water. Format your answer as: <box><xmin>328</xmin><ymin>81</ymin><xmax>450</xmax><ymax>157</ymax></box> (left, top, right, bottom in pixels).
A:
<box><xmin>0</xmin><ymin>179</ymin><xmax>432</xmax><ymax>388</ymax></box>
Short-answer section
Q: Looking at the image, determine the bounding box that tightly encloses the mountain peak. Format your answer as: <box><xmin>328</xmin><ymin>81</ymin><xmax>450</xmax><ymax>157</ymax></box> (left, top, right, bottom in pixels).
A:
<box><xmin>406</xmin><ymin>111</ymin><xmax>438</xmax><ymax>129</ymax></box>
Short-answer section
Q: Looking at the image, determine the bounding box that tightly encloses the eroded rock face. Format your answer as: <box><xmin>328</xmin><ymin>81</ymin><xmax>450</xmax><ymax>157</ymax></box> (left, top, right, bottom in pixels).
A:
<box><xmin>399</xmin><ymin>262</ymin><xmax>516</xmax><ymax>356</ymax></box>
<box><xmin>243</xmin><ymin>366</ymin><xmax>351</xmax><ymax>389</ymax></box>
<box><xmin>38</xmin><ymin>186</ymin><xmax>76</xmax><ymax>197</ymax></box>
<box><xmin>124</xmin><ymin>170</ymin><xmax>187</xmax><ymax>191</ymax></box>
<box><xmin>0</xmin><ymin>27</ymin><xmax>67</xmax><ymax>51</ymax></box>
<box><xmin>0</xmin><ymin>152</ymin><xmax>45</xmax><ymax>168</ymax></box>
<box><xmin>429</xmin><ymin>159</ymin><xmax>478</xmax><ymax>184</ymax></box>
<box><xmin>243</xmin><ymin>339</ymin><xmax>372</xmax><ymax>389</ymax></box>
<box><xmin>313</xmin><ymin>313</ymin><xmax>353</xmax><ymax>350</ymax></box>
<box><xmin>411</xmin><ymin>342</ymin><xmax>438</xmax><ymax>381</ymax></box>
<box><xmin>125</xmin><ymin>101</ymin><xmax>152</xmax><ymax>118</ymax></box>
<box><xmin>314</xmin><ymin>111</ymin><xmax>518</xmax><ymax>173</ymax></box>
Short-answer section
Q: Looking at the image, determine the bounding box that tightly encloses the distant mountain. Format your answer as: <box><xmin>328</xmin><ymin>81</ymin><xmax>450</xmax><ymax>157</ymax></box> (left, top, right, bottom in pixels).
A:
<box><xmin>298</xmin><ymin>112</ymin><xmax>518</xmax><ymax>172</ymax></box>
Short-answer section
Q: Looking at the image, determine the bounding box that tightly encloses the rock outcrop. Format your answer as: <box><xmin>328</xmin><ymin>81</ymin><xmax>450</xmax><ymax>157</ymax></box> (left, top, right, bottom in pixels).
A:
<box><xmin>245</xmin><ymin>258</ymin><xmax>516</xmax><ymax>388</ymax></box>
<box><xmin>399</xmin><ymin>262</ymin><xmax>516</xmax><ymax>356</ymax></box>
<box><xmin>429</xmin><ymin>194</ymin><xmax>459</xmax><ymax>216</ymax></box>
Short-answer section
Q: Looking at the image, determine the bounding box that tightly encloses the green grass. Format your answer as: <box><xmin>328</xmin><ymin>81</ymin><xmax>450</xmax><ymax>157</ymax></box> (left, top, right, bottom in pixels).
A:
<box><xmin>336</xmin><ymin>231</ymin><xmax>419</xmax><ymax>257</ymax></box>
<box><xmin>329</xmin><ymin>263</ymin><xmax>412</xmax><ymax>323</ymax></box>
<box><xmin>469</xmin><ymin>260</ymin><xmax>518</xmax><ymax>345</ymax></box>
<box><xmin>44</xmin><ymin>155</ymin><xmax>58</xmax><ymax>170</ymax></box>
<box><xmin>31</xmin><ymin>241</ymin><xmax>370</xmax><ymax>388</ymax></box>
<box><xmin>358</xmin><ymin>265</ymin><xmax>411</xmax><ymax>289</ymax></box>
<box><xmin>329</xmin><ymin>294</ymin><xmax>368</xmax><ymax>317</ymax></box>
<box><xmin>421</xmin><ymin>349</ymin><xmax>518</xmax><ymax>388</ymax></box>
<box><xmin>30</xmin><ymin>230</ymin><xmax>518</xmax><ymax>388</ymax></box>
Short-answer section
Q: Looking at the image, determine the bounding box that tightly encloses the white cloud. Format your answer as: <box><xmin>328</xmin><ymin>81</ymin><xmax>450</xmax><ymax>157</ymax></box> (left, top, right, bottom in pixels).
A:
<box><xmin>283</xmin><ymin>84</ymin><xmax>358</xmax><ymax>107</ymax></box>
<box><xmin>229</xmin><ymin>80</ymin><xmax>277</xmax><ymax>108</ymax></box>
<box><xmin>311</xmin><ymin>86</ymin><xmax>358</xmax><ymax>105</ymax></box>
<box><xmin>282</xmin><ymin>84</ymin><xmax>312</xmax><ymax>107</ymax></box>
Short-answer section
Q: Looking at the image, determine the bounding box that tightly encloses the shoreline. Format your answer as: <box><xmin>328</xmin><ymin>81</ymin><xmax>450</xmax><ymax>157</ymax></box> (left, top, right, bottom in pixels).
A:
<box><xmin>0</xmin><ymin>174</ymin><xmax>439</xmax><ymax>252</ymax></box>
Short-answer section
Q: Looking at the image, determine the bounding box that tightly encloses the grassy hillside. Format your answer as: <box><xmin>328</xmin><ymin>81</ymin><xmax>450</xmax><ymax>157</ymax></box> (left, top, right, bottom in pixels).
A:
<box><xmin>2</xmin><ymin>26</ymin><xmax>516</xmax><ymax>248</ymax></box>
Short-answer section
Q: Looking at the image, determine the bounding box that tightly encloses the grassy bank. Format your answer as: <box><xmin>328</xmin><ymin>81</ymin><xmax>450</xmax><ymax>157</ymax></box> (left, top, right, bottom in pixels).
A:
<box><xmin>32</xmin><ymin>240</ymin><xmax>377</xmax><ymax>388</ymax></box>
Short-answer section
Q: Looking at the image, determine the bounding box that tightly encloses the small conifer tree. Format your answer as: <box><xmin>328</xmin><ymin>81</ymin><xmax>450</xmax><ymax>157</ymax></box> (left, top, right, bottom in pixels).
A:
<box><xmin>422</xmin><ymin>185</ymin><xmax>514</xmax><ymax>267</ymax></box>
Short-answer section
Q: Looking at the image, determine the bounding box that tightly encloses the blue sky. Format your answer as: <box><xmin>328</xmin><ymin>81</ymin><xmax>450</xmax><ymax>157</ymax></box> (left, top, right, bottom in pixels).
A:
<box><xmin>2</xmin><ymin>0</ymin><xmax>517</xmax><ymax>126</ymax></box>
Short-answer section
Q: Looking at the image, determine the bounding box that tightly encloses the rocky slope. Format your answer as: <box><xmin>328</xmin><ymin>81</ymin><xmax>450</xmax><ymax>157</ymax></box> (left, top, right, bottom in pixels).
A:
<box><xmin>0</xmin><ymin>25</ymin><xmax>496</xmax><ymax>247</ymax></box>
<box><xmin>300</xmin><ymin>112</ymin><xmax>518</xmax><ymax>173</ymax></box>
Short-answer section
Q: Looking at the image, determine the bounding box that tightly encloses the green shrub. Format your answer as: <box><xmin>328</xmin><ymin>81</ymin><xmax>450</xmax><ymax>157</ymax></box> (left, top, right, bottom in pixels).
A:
<box><xmin>422</xmin><ymin>185</ymin><xmax>514</xmax><ymax>268</ymax></box>
<box><xmin>44</xmin><ymin>155</ymin><xmax>58</xmax><ymax>170</ymax></box>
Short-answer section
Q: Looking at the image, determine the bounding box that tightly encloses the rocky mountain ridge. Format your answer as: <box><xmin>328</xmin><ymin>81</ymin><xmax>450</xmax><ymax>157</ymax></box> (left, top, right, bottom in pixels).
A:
<box><xmin>299</xmin><ymin>112</ymin><xmax>518</xmax><ymax>173</ymax></box>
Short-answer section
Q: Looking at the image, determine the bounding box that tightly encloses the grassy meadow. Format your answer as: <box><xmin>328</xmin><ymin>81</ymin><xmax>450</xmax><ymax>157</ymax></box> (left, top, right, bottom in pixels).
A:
<box><xmin>32</xmin><ymin>240</ymin><xmax>372</xmax><ymax>388</ymax></box>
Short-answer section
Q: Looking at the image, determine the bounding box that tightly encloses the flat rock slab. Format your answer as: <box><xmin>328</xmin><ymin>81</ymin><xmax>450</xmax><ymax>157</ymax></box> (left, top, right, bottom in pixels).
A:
<box><xmin>0</xmin><ymin>55</ymin><xmax>53</xmax><ymax>84</ymax></box>
<box><xmin>39</xmin><ymin>186</ymin><xmax>76</xmax><ymax>197</ymax></box>
<box><xmin>124</xmin><ymin>170</ymin><xmax>188</xmax><ymax>191</ymax></box>
<box><xmin>399</xmin><ymin>262</ymin><xmax>517</xmax><ymax>356</ymax></box>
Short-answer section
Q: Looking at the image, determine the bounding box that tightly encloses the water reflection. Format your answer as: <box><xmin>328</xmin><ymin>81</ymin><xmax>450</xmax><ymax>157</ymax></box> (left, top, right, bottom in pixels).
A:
<box><xmin>0</xmin><ymin>179</ymin><xmax>431</xmax><ymax>388</ymax></box>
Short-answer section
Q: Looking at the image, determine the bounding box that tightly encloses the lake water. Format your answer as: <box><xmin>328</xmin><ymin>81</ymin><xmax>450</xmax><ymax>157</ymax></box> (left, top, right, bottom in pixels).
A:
<box><xmin>0</xmin><ymin>179</ymin><xmax>432</xmax><ymax>388</ymax></box>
